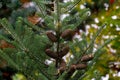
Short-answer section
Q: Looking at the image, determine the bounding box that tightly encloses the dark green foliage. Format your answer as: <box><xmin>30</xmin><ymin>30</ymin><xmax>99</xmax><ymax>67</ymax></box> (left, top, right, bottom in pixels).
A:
<box><xmin>0</xmin><ymin>0</ymin><xmax>21</xmax><ymax>18</ymax></box>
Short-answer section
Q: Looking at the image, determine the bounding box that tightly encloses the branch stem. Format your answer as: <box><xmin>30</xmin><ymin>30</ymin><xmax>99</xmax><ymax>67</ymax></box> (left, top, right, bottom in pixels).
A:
<box><xmin>54</xmin><ymin>0</ymin><xmax>61</xmax><ymax>67</ymax></box>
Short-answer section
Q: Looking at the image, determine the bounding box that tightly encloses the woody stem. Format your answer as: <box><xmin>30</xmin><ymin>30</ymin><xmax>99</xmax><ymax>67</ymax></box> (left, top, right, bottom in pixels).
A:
<box><xmin>54</xmin><ymin>0</ymin><xmax>61</xmax><ymax>67</ymax></box>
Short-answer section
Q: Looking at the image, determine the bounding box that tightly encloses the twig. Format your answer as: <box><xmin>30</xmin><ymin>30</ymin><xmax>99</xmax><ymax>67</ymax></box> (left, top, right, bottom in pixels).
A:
<box><xmin>64</xmin><ymin>0</ymin><xmax>82</xmax><ymax>13</ymax></box>
<box><xmin>34</xmin><ymin>0</ymin><xmax>46</xmax><ymax>17</ymax></box>
<box><xmin>0</xmin><ymin>19</ymin><xmax>27</xmax><ymax>51</ymax></box>
<box><xmin>64</xmin><ymin>24</ymin><xmax>107</xmax><ymax>79</ymax></box>
<box><xmin>76</xmin><ymin>23</ymin><xmax>107</xmax><ymax>64</ymax></box>
<box><xmin>54</xmin><ymin>0</ymin><xmax>61</xmax><ymax>68</ymax></box>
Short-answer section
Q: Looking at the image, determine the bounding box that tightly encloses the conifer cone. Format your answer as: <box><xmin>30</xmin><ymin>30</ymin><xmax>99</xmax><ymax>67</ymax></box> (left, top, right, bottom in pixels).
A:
<box><xmin>46</xmin><ymin>31</ymin><xmax>57</xmax><ymax>42</ymax></box>
<box><xmin>66</xmin><ymin>63</ymin><xmax>87</xmax><ymax>78</ymax></box>
<box><xmin>67</xmin><ymin>64</ymin><xmax>76</xmax><ymax>76</ymax></box>
<box><xmin>61</xmin><ymin>29</ymin><xmax>75</xmax><ymax>41</ymax></box>
<box><xmin>60</xmin><ymin>45</ymin><xmax>69</xmax><ymax>57</ymax></box>
<box><xmin>81</xmin><ymin>54</ymin><xmax>94</xmax><ymax>62</ymax></box>
<box><xmin>70</xmin><ymin>63</ymin><xmax>87</xmax><ymax>70</ymax></box>
<box><xmin>70</xmin><ymin>64</ymin><xmax>76</xmax><ymax>71</ymax></box>
<box><xmin>45</xmin><ymin>49</ymin><xmax>58</xmax><ymax>59</ymax></box>
<box><xmin>75</xmin><ymin>63</ymin><xmax>87</xmax><ymax>70</ymax></box>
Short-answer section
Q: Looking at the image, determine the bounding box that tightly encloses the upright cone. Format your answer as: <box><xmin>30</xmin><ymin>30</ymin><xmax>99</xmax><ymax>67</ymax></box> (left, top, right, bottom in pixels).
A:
<box><xmin>60</xmin><ymin>45</ymin><xmax>69</xmax><ymax>57</ymax></box>
<box><xmin>46</xmin><ymin>31</ymin><xmax>57</xmax><ymax>42</ymax></box>
<box><xmin>75</xmin><ymin>63</ymin><xmax>87</xmax><ymax>70</ymax></box>
<box><xmin>45</xmin><ymin>49</ymin><xmax>58</xmax><ymax>59</ymax></box>
<box><xmin>61</xmin><ymin>29</ymin><xmax>75</xmax><ymax>41</ymax></box>
<box><xmin>81</xmin><ymin>54</ymin><xmax>94</xmax><ymax>62</ymax></box>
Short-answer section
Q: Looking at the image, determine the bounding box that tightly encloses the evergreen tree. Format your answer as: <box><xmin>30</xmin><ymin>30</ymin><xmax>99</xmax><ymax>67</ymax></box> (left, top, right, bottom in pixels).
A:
<box><xmin>0</xmin><ymin>0</ymin><xmax>113</xmax><ymax>80</ymax></box>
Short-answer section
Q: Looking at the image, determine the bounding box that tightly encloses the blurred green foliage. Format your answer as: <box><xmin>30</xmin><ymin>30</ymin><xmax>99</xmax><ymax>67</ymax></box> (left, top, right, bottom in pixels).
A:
<box><xmin>76</xmin><ymin>0</ymin><xmax>120</xmax><ymax>79</ymax></box>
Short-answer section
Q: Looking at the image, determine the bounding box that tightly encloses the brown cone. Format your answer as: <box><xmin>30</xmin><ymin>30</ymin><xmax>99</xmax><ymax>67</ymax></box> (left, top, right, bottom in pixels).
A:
<box><xmin>60</xmin><ymin>45</ymin><xmax>69</xmax><ymax>57</ymax></box>
<box><xmin>81</xmin><ymin>54</ymin><xmax>94</xmax><ymax>62</ymax></box>
<box><xmin>46</xmin><ymin>31</ymin><xmax>57</xmax><ymax>42</ymax></box>
<box><xmin>61</xmin><ymin>29</ymin><xmax>75</xmax><ymax>41</ymax></box>
<box><xmin>70</xmin><ymin>64</ymin><xmax>76</xmax><ymax>71</ymax></box>
<box><xmin>70</xmin><ymin>63</ymin><xmax>87</xmax><ymax>70</ymax></box>
<box><xmin>75</xmin><ymin>63</ymin><xmax>87</xmax><ymax>70</ymax></box>
<box><xmin>45</xmin><ymin>49</ymin><xmax>58</xmax><ymax>59</ymax></box>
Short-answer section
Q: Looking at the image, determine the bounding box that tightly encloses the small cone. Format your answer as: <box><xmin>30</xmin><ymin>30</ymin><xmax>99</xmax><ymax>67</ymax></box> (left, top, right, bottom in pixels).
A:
<box><xmin>75</xmin><ymin>63</ymin><xmax>87</xmax><ymax>70</ymax></box>
<box><xmin>45</xmin><ymin>49</ymin><xmax>58</xmax><ymax>59</ymax></box>
<box><xmin>60</xmin><ymin>45</ymin><xmax>69</xmax><ymax>57</ymax></box>
<box><xmin>61</xmin><ymin>29</ymin><xmax>74</xmax><ymax>41</ymax></box>
<box><xmin>81</xmin><ymin>54</ymin><xmax>94</xmax><ymax>62</ymax></box>
<box><xmin>46</xmin><ymin>31</ymin><xmax>57</xmax><ymax>42</ymax></box>
<box><xmin>70</xmin><ymin>63</ymin><xmax>87</xmax><ymax>70</ymax></box>
<box><xmin>70</xmin><ymin>64</ymin><xmax>76</xmax><ymax>71</ymax></box>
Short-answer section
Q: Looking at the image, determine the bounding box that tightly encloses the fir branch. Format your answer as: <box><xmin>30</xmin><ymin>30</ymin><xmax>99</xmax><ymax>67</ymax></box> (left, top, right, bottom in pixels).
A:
<box><xmin>89</xmin><ymin>38</ymin><xmax>114</xmax><ymax>66</ymax></box>
<box><xmin>64</xmin><ymin>0</ymin><xmax>82</xmax><ymax>13</ymax></box>
<box><xmin>64</xmin><ymin>24</ymin><xmax>107</xmax><ymax>79</ymax></box>
<box><xmin>0</xmin><ymin>49</ymin><xmax>19</xmax><ymax>70</ymax></box>
<box><xmin>0</xmin><ymin>18</ymin><xmax>28</xmax><ymax>52</ymax></box>
<box><xmin>18</xmin><ymin>51</ymin><xmax>50</xmax><ymax>79</ymax></box>
<box><xmin>21</xmin><ymin>18</ymin><xmax>46</xmax><ymax>33</ymax></box>
<box><xmin>0</xmin><ymin>18</ymin><xmax>50</xmax><ymax>79</ymax></box>
<box><xmin>72</xmin><ymin>27</ymin><xmax>114</xmax><ymax>80</ymax></box>
<box><xmin>78</xmin><ymin>38</ymin><xmax>114</xmax><ymax>80</ymax></box>
<box><xmin>39</xmin><ymin>69</ymin><xmax>52</xmax><ymax>80</ymax></box>
<box><xmin>0</xmin><ymin>19</ymin><xmax>48</xmax><ymax>67</ymax></box>
<box><xmin>76</xmin><ymin>23</ymin><xmax>107</xmax><ymax>64</ymax></box>
<box><xmin>34</xmin><ymin>0</ymin><xmax>46</xmax><ymax>17</ymax></box>
<box><xmin>28</xmin><ymin>52</ymin><xmax>48</xmax><ymax>68</ymax></box>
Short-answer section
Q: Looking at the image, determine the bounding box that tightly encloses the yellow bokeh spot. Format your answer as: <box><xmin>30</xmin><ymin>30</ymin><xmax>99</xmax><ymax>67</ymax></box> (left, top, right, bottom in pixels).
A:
<box><xmin>75</xmin><ymin>47</ymin><xmax>80</xmax><ymax>52</ymax></box>
<box><xmin>12</xmin><ymin>73</ymin><xmax>27</xmax><ymax>80</ymax></box>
